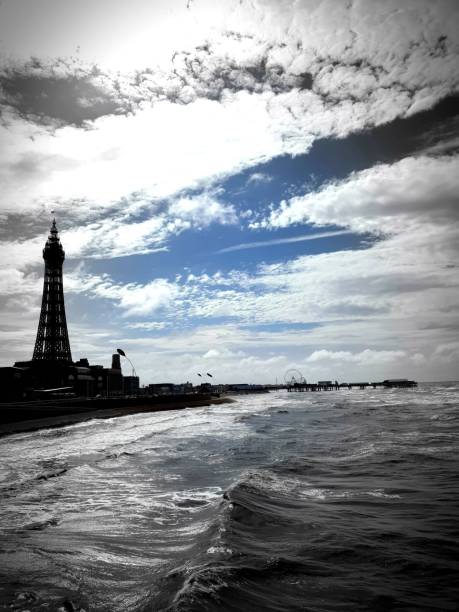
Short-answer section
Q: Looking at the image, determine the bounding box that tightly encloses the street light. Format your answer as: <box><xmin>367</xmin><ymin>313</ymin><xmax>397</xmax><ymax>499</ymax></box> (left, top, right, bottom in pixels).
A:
<box><xmin>117</xmin><ymin>348</ymin><xmax>137</xmax><ymax>377</ymax></box>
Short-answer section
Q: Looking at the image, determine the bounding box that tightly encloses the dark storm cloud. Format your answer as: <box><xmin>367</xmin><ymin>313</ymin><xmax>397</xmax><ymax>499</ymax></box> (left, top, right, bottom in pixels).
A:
<box><xmin>0</xmin><ymin>64</ymin><xmax>121</xmax><ymax>126</ymax></box>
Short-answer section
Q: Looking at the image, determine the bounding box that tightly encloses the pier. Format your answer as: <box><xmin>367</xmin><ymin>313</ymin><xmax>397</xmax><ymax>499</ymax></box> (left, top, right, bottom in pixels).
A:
<box><xmin>286</xmin><ymin>379</ymin><xmax>417</xmax><ymax>392</ymax></box>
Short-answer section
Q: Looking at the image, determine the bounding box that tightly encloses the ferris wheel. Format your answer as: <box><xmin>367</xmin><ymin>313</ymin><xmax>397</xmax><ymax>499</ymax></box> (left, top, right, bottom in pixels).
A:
<box><xmin>284</xmin><ymin>368</ymin><xmax>306</xmax><ymax>385</ymax></box>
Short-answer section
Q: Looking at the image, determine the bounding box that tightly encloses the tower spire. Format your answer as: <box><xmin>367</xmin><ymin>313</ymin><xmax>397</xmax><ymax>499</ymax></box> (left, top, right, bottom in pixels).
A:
<box><xmin>32</xmin><ymin>218</ymin><xmax>72</xmax><ymax>362</ymax></box>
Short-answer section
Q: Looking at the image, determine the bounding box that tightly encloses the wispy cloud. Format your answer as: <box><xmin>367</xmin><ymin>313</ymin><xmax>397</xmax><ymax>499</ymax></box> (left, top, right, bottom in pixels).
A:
<box><xmin>246</xmin><ymin>172</ymin><xmax>273</xmax><ymax>185</ymax></box>
<box><xmin>217</xmin><ymin>229</ymin><xmax>353</xmax><ymax>253</ymax></box>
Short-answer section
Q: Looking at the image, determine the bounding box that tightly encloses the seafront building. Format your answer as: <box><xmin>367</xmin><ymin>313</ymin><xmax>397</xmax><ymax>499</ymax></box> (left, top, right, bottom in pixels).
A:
<box><xmin>0</xmin><ymin>220</ymin><xmax>139</xmax><ymax>400</ymax></box>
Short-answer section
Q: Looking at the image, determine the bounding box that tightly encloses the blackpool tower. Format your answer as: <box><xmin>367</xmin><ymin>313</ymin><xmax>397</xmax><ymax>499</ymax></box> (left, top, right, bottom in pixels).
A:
<box><xmin>32</xmin><ymin>219</ymin><xmax>72</xmax><ymax>362</ymax></box>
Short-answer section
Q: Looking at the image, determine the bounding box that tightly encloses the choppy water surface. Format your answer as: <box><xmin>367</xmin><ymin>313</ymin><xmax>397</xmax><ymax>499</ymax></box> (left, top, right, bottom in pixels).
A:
<box><xmin>0</xmin><ymin>383</ymin><xmax>458</xmax><ymax>611</ymax></box>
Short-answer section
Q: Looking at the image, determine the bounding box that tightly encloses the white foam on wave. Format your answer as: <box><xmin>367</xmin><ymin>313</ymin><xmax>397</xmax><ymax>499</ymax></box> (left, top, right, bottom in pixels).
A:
<box><xmin>295</xmin><ymin>485</ymin><xmax>401</xmax><ymax>501</ymax></box>
<box><xmin>334</xmin><ymin>442</ymin><xmax>378</xmax><ymax>461</ymax></box>
<box><xmin>172</xmin><ymin>486</ymin><xmax>222</xmax><ymax>500</ymax></box>
<box><xmin>170</xmin><ymin>487</ymin><xmax>223</xmax><ymax>511</ymax></box>
<box><xmin>233</xmin><ymin>469</ymin><xmax>403</xmax><ymax>503</ymax></box>
<box><xmin>78</xmin><ymin>546</ymin><xmax>163</xmax><ymax>568</ymax></box>
<box><xmin>367</xmin><ymin>489</ymin><xmax>401</xmax><ymax>499</ymax></box>
<box><xmin>0</xmin><ymin>393</ymin><xmax>280</xmax><ymax>485</ymax></box>
<box><xmin>289</xmin><ymin>484</ymin><xmax>402</xmax><ymax>501</ymax></box>
<box><xmin>207</xmin><ymin>545</ymin><xmax>232</xmax><ymax>555</ymax></box>
<box><xmin>172</xmin><ymin>519</ymin><xmax>215</xmax><ymax>537</ymax></box>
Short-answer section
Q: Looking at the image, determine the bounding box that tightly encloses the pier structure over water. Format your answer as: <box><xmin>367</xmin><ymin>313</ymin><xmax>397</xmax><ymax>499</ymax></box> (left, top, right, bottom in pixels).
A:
<box><xmin>286</xmin><ymin>379</ymin><xmax>418</xmax><ymax>392</ymax></box>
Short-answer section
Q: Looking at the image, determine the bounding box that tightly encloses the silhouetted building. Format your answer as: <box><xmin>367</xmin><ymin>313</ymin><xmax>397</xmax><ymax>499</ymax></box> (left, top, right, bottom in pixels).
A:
<box><xmin>112</xmin><ymin>353</ymin><xmax>121</xmax><ymax>370</ymax></box>
<box><xmin>5</xmin><ymin>222</ymin><xmax>143</xmax><ymax>400</ymax></box>
<box><xmin>14</xmin><ymin>219</ymin><xmax>74</xmax><ymax>390</ymax></box>
<box><xmin>147</xmin><ymin>383</ymin><xmax>175</xmax><ymax>395</ymax></box>
<box><xmin>72</xmin><ymin>358</ymin><xmax>96</xmax><ymax>397</ymax></box>
<box><xmin>72</xmin><ymin>357</ymin><xmax>124</xmax><ymax>397</ymax></box>
<box><xmin>107</xmin><ymin>370</ymin><xmax>123</xmax><ymax>395</ymax></box>
<box><xmin>0</xmin><ymin>367</ymin><xmax>30</xmax><ymax>401</ymax></box>
<box><xmin>123</xmin><ymin>375</ymin><xmax>140</xmax><ymax>395</ymax></box>
<box><xmin>87</xmin><ymin>364</ymin><xmax>106</xmax><ymax>396</ymax></box>
<box><xmin>172</xmin><ymin>382</ymin><xmax>193</xmax><ymax>394</ymax></box>
<box><xmin>33</xmin><ymin>218</ymin><xmax>72</xmax><ymax>362</ymax></box>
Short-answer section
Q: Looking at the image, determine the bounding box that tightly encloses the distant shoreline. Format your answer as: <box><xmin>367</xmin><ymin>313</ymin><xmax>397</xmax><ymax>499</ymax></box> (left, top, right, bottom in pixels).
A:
<box><xmin>0</xmin><ymin>395</ymin><xmax>235</xmax><ymax>438</ymax></box>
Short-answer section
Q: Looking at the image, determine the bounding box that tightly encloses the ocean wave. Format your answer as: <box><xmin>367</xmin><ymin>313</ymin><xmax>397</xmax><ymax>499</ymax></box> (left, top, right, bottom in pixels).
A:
<box><xmin>1</xmin><ymin>385</ymin><xmax>458</xmax><ymax>612</ymax></box>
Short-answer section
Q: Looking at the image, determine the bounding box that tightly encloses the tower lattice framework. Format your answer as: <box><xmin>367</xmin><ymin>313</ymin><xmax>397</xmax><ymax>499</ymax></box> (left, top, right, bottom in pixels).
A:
<box><xmin>32</xmin><ymin>219</ymin><xmax>72</xmax><ymax>362</ymax></box>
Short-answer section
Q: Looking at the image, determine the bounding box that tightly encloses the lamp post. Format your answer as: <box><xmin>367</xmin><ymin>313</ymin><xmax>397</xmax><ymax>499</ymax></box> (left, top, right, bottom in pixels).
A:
<box><xmin>117</xmin><ymin>348</ymin><xmax>137</xmax><ymax>377</ymax></box>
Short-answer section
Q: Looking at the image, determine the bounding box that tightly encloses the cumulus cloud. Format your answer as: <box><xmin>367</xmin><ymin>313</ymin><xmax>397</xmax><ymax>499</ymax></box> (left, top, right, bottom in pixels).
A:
<box><xmin>258</xmin><ymin>155</ymin><xmax>459</xmax><ymax>234</ymax></box>
<box><xmin>169</xmin><ymin>192</ymin><xmax>237</xmax><ymax>227</ymax></box>
<box><xmin>126</xmin><ymin>321</ymin><xmax>168</xmax><ymax>331</ymax></box>
<box><xmin>66</xmin><ymin>271</ymin><xmax>180</xmax><ymax>317</ymax></box>
<box><xmin>247</xmin><ymin>172</ymin><xmax>273</xmax><ymax>184</ymax></box>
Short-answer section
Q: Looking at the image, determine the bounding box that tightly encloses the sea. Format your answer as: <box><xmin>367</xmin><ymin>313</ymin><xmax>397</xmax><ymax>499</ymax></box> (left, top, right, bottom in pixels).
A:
<box><xmin>0</xmin><ymin>383</ymin><xmax>458</xmax><ymax>612</ymax></box>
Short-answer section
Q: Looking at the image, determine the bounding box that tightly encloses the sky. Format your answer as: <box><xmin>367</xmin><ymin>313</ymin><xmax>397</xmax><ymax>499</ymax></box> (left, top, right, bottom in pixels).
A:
<box><xmin>0</xmin><ymin>0</ymin><xmax>458</xmax><ymax>385</ymax></box>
